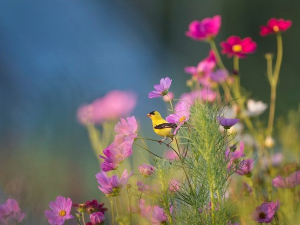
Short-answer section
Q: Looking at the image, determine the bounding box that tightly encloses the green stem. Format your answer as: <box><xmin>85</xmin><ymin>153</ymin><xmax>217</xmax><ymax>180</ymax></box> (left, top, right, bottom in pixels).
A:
<box><xmin>110</xmin><ymin>199</ymin><xmax>115</xmax><ymax>225</ymax></box>
<box><xmin>209</xmin><ymin>38</ymin><xmax>225</xmax><ymax>69</ymax></box>
<box><xmin>71</xmin><ymin>213</ymin><xmax>82</xmax><ymax>225</ymax></box>
<box><xmin>86</xmin><ymin>124</ymin><xmax>103</xmax><ymax>161</ymax></box>
<box><xmin>167</xmin><ymin>94</ymin><xmax>174</xmax><ymax>112</ymax></box>
<box><xmin>81</xmin><ymin>213</ymin><xmax>86</xmax><ymax>225</ymax></box>
<box><xmin>267</xmin><ymin>34</ymin><xmax>283</xmax><ymax>136</ymax></box>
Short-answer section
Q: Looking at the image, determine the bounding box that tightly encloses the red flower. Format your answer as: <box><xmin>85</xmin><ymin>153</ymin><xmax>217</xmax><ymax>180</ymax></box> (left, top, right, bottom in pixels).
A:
<box><xmin>220</xmin><ymin>36</ymin><xmax>257</xmax><ymax>58</ymax></box>
<box><xmin>260</xmin><ymin>18</ymin><xmax>292</xmax><ymax>36</ymax></box>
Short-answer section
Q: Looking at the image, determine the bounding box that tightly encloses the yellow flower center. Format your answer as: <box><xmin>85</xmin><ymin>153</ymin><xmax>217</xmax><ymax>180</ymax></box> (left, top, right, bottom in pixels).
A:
<box><xmin>59</xmin><ymin>210</ymin><xmax>66</xmax><ymax>217</ymax></box>
<box><xmin>179</xmin><ymin>116</ymin><xmax>186</xmax><ymax>123</ymax></box>
<box><xmin>273</xmin><ymin>25</ymin><xmax>279</xmax><ymax>32</ymax></box>
<box><xmin>232</xmin><ymin>44</ymin><xmax>242</xmax><ymax>53</ymax></box>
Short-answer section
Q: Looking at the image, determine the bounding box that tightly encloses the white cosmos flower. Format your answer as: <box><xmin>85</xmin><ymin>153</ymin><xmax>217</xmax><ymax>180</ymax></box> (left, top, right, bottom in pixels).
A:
<box><xmin>245</xmin><ymin>99</ymin><xmax>268</xmax><ymax>117</ymax></box>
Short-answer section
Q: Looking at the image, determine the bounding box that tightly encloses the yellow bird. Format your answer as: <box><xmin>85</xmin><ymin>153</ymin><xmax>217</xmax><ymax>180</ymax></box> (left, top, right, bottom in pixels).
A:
<box><xmin>147</xmin><ymin>111</ymin><xmax>177</xmax><ymax>144</ymax></box>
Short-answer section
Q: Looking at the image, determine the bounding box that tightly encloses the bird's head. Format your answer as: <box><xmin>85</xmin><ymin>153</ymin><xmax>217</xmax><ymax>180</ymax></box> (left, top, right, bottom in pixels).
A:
<box><xmin>147</xmin><ymin>111</ymin><xmax>162</xmax><ymax>120</ymax></box>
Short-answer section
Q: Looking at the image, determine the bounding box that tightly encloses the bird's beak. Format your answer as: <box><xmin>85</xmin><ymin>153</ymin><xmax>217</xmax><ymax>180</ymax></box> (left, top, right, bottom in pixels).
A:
<box><xmin>147</xmin><ymin>114</ymin><xmax>151</xmax><ymax>118</ymax></box>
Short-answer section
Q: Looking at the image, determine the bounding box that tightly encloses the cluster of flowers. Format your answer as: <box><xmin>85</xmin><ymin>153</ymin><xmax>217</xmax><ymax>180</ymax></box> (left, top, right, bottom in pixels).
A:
<box><xmin>39</xmin><ymin>14</ymin><xmax>294</xmax><ymax>225</ymax></box>
<box><xmin>44</xmin><ymin>196</ymin><xmax>107</xmax><ymax>225</ymax></box>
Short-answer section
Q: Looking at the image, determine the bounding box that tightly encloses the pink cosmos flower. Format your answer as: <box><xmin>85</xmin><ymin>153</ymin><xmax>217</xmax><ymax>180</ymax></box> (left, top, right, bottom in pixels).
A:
<box><xmin>148</xmin><ymin>77</ymin><xmax>172</xmax><ymax>98</ymax></box>
<box><xmin>221</xmin><ymin>36</ymin><xmax>257</xmax><ymax>58</ymax></box>
<box><xmin>100</xmin><ymin>116</ymin><xmax>137</xmax><ymax>171</ymax></box>
<box><xmin>77</xmin><ymin>90</ymin><xmax>136</xmax><ymax>125</ymax></box>
<box><xmin>138</xmin><ymin>164</ymin><xmax>155</xmax><ymax>177</ymax></box>
<box><xmin>44</xmin><ymin>196</ymin><xmax>73</xmax><ymax>225</ymax></box>
<box><xmin>0</xmin><ymin>199</ymin><xmax>25</xmax><ymax>224</ymax></box>
<box><xmin>252</xmin><ymin>200</ymin><xmax>279</xmax><ymax>223</ymax></box>
<box><xmin>90</xmin><ymin>212</ymin><xmax>105</xmax><ymax>225</ymax></box>
<box><xmin>100</xmin><ymin>140</ymin><xmax>133</xmax><ymax>171</ymax></box>
<box><xmin>217</xmin><ymin>116</ymin><xmax>239</xmax><ymax>129</ymax></box>
<box><xmin>272</xmin><ymin>170</ymin><xmax>300</xmax><ymax>189</ymax></box>
<box><xmin>139</xmin><ymin>199</ymin><xmax>167</xmax><ymax>225</ymax></box>
<box><xmin>236</xmin><ymin>159</ymin><xmax>254</xmax><ymax>176</ymax></box>
<box><xmin>225</xmin><ymin>142</ymin><xmax>245</xmax><ymax>170</ymax></box>
<box><xmin>205</xmin><ymin>50</ymin><xmax>217</xmax><ymax>63</ymax></box>
<box><xmin>166</xmin><ymin>101</ymin><xmax>191</xmax><ymax>134</ymax></box>
<box><xmin>169</xmin><ymin>179</ymin><xmax>180</xmax><ymax>192</ymax></box>
<box><xmin>200</xmin><ymin>88</ymin><xmax>217</xmax><ymax>102</ymax></box>
<box><xmin>186</xmin><ymin>15</ymin><xmax>221</xmax><ymax>41</ymax></box>
<box><xmin>163</xmin><ymin>92</ymin><xmax>174</xmax><ymax>102</ymax></box>
<box><xmin>260</xmin><ymin>18</ymin><xmax>292</xmax><ymax>36</ymax></box>
<box><xmin>114</xmin><ymin>116</ymin><xmax>138</xmax><ymax>143</ymax></box>
<box><xmin>95</xmin><ymin>169</ymin><xmax>132</xmax><ymax>196</ymax></box>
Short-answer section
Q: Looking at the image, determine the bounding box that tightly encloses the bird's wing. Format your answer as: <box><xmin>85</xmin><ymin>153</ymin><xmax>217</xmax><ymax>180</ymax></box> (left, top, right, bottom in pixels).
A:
<box><xmin>154</xmin><ymin>123</ymin><xmax>177</xmax><ymax>129</ymax></box>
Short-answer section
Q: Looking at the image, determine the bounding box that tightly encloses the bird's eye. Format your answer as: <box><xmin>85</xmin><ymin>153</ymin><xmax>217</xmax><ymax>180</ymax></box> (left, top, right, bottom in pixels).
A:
<box><xmin>149</xmin><ymin>111</ymin><xmax>155</xmax><ymax>115</ymax></box>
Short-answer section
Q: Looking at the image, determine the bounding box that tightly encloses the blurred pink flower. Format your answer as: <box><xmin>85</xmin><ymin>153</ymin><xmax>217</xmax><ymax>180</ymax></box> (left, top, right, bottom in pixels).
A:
<box><xmin>252</xmin><ymin>200</ymin><xmax>279</xmax><ymax>223</ymax></box>
<box><xmin>137</xmin><ymin>181</ymin><xmax>151</xmax><ymax>193</ymax></box>
<box><xmin>44</xmin><ymin>196</ymin><xmax>73</xmax><ymax>225</ymax></box>
<box><xmin>271</xmin><ymin>152</ymin><xmax>283</xmax><ymax>167</ymax></box>
<box><xmin>0</xmin><ymin>199</ymin><xmax>25</xmax><ymax>224</ymax></box>
<box><xmin>166</xmin><ymin>101</ymin><xmax>191</xmax><ymax>134</ymax></box>
<box><xmin>225</xmin><ymin>142</ymin><xmax>245</xmax><ymax>170</ymax></box>
<box><xmin>260</xmin><ymin>18</ymin><xmax>292</xmax><ymax>36</ymax></box>
<box><xmin>200</xmin><ymin>88</ymin><xmax>217</xmax><ymax>102</ymax></box>
<box><xmin>164</xmin><ymin>150</ymin><xmax>179</xmax><ymax>161</ymax></box>
<box><xmin>186</xmin><ymin>15</ymin><xmax>221</xmax><ymax>41</ymax></box>
<box><xmin>236</xmin><ymin>159</ymin><xmax>254</xmax><ymax>176</ymax></box>
<box><xmin>163</xmin><ymin>91</ymin><xmax>174</xmax><ymax>102</ymax></box>
<box><xmin>221</xmin><ymin>36</ymin><xmax>257</xmax><ymax>58</ymax></box>
<box><xmin>77</xmin><ymin>90</ymin><xmax>136</xmax><ymax>125</ymax></box>
<box><xmin>169</xmin><ymin>179</ymin><xmax>180</xmax><ymax>192</ymax></box>
<box><xmin>204</xmin><ymin>50</ymin><xmax>217</xmax><ymax>63</ymax></box>
<box><xmin>114</xmin><ymin>116</ymin><xmax>138</xmax><ymax>143</ymax></box>
<box><xmin>217</xmin><ymin>116</ymin><xmax>239</xmax><ymax>129</ymax></box>
<box><xmin>90</xmin><ymin>212</ymin><xmax>105</xmax><ymax>225</ymax></box>
<box><xmin>139</xmin><ymin>199</ymin><xmax>167</xmax><ymax>224</ymax></box>
<box><xmin>95</xmin><ymin>169</ymin><xmax>132</xmax><ymax>196</ymax></box>
<box><xmin>272</xmin><ymin>170</ymin><xmax>300</xmax><ymax>189</ymax></box>
<box><xmin>148</xmin><ymin>77</ymin><xmax>172</xmax><ymax>98</ymax></box>
<box><xmin>138</xmin><ymin>164</ymin><xmax>155</xmax><ymax>177</ymax></box>
<box><xmin>210</xmin><ymin>69</ymin><xmax>228</xmax><ymax>83</ymax></box>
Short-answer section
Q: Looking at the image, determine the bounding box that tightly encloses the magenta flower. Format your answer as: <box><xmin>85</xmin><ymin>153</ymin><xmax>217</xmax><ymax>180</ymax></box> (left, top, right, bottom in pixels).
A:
<box><xmin>252</xmin><ymin>200</ymin><xmax>279</xmax><ymax>223</ymax></box>
<box><xmin>77</xmin><ymin>90</ymin><xmax>136</xmax><ymax>125</ymax></box>
<box><xmin>139</xmin><ymin>199</ymin><xmax>167</xmax><ymax>225</ymax></box>
<box><xmin>272</xmin><ymin>170</ymin><xmax>300</xmax><ymax>189</ymax></box>
<box><xmin>236</xmin><ymin>159</ymin><xmax>254</xmax><ymax>176</ymax></box>
<box><xmin>96</xmin><ymin>169</ymin><xmax>132</xmax><ymax>196</ymax></box>
<box><xmin>138</xmin><ymin>164</ymin><xmax>155</xmax><ymax>177</ymax></box>
<box><xmin>217</xmin><ymin>116</ymin><xmax>239</xmax><ymax>129</ymax></box>
<box><xmin>260</xmin><ymin>18</ymin><xmax>292</xmax><ymax>36</ymax></box>
<box><xmin>200</xmin><ymin>88</ymin><xmax>217</xmax><ymax>102</ymax></box>
<box><xmin>137</xmin><ymin>181</ymin><xmax>151</xmax><ymax>193</ymax></box>
<box><xmin>73</xmin><ymin>200</ymin><xmax>107</xmax><ymax>215</ymax></box>
<box><xmin>44</xmin><ymin>196</ymin><xmax>73</xmax><ymax>225</ymax></box>
<box><xmin>167</xmin><ymin>101</ymin><xmax>191</xmax><ymax>134</ymax></box>
<box><xmin>221</xmin><ymin>36</ymin><xmax>257</xmax><ymax>58</ymax></box>
<box><xmin>90</xmin><ymin>212</ymin><xmax>105</xmax><ymax>225</ymax></box>
<box><xmin>0</xmin><ymin>199</ymin><xmax>25</xmax><ymax>224</ymax></box>
<box><xmin>148</xmin><ymin>77</ymin><xmax>172</xmax><ymax>98</ymax></box>
<box><xmin>186</xmin><ymin>15</ymin><xmax>221</xmax><ymax>41</ymax></box>
<box><xmin>205</xmin><ymin>50</ymin><xmax>217</xmax><ymax>63</ymax></box>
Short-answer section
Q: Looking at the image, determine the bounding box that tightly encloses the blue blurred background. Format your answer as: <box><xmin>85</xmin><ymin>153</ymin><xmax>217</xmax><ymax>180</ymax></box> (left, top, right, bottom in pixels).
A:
<box><xmin>0</xmin><ymin>0</ymin><xmax>299</xmax><ymax>223</ymax></box>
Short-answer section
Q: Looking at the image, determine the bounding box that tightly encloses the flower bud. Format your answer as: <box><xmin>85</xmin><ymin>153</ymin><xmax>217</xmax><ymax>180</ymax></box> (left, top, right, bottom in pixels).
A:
<box><xmin>265</xmin><ymin>136</ymin><xmax>275</xmax><ymax>148</ymax></box>
<box><xmin>138</xmin><ymin>164</ymin><xmax>155</xmax><ymax>177</ymax></box>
